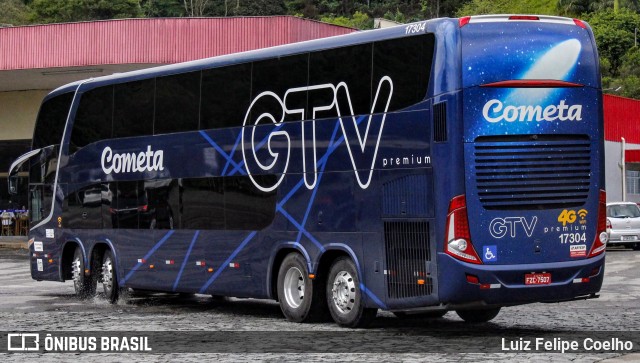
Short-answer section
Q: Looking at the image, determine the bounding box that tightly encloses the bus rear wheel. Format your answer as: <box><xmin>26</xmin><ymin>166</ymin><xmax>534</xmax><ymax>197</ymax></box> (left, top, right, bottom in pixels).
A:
<box><xmin>276</xmin><ymin>253</ymin><xmax>326</xmax><ymax>323</ymax></box>
<box><xmin>72</xmin><ymin>246</ymin><xmax>94</xmax><ymax>298</ymax></box>
<box><xmin>326</xmin><ymin>257</ymin><xmax>376</xmax><ymax>328</ymax></box>
<box><xmin>456</xmin><ymin>307</ymin><xmax>501</xmax><ymax>323</ymax></box>
<box><xmin>101</xmin><ymin>250</ymin><xmax>119</xmax><ymax>303</ymax></box>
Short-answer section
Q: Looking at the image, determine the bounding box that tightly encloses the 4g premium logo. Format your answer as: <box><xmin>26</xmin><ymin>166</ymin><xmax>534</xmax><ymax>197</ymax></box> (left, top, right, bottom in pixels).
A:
<box><xmin>557</xmin><ymin>209</ymin><xmax>588</xmax><ymax>227</ymax></box>
<box><xmin>554</xmin><ymin>209</ymin><xmax>589</xmax><ymax>251</ymax></box>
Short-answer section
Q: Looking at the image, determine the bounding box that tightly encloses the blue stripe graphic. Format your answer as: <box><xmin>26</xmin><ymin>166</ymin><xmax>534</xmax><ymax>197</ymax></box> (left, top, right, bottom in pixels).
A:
<box><xmin>123</xmin><ymin>230</ymin><xmax>175</xmax><ymax>284</ymax></box>
<box><xmin>173</xmin><ymin>230</ymin><xmax>200</xmax><ymax>291</ymax></box>
<box><xmin>198</xmin><ymin>231</ymin><xmax>257</xmax><ymax>293</ymax></box>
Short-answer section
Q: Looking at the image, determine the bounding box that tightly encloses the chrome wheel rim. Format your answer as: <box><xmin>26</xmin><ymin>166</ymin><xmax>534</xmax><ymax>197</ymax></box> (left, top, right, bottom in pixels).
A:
<box><xmin>331</xmin><ymin>270</ymin><xmax>356</xmax><ymax>314</ymax></box>
<box><xmin>102</xmin><ymin>257</ymin><xmax>114</xmax><ymax>293</ymax></box>
<box><xmin>283</xmin><ymin>267</ymin><xmax>305</xmax><ymax>309</ymax></box>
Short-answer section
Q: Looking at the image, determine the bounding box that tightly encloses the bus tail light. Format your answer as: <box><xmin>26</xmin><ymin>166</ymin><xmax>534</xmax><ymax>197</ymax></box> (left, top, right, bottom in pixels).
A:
<box><xmin>573</xmin><ymin>19</ymin><xmax>587</xmax><ymax>29</ymax></box>
<box><xmin>508</xmin><ymin>15</ymin><xmax>540</xmax><ymax>21</ymax></box>
<box><xmin>445</xmin><ymin>195</ymin><xmax>482</xmax><ymax>264</ymax></box>
<box><xmin>588</xmin><ymin>190</ymin><xmax>608</xmax><ymax>258</ymax></box>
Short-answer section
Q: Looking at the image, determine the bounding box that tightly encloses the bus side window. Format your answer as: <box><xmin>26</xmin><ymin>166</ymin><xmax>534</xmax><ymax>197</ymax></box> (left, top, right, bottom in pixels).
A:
<box><xmin>155</xmin><ymin>72</ymin><xmax>200</xmax><ymax>134</ymax></box>
<box><xmin>113</xmin><ymin>79</ymin><xmax>154</xmax><ymax>138</ymax></box>
<box><xmin>372</xmin><ymin>34</ymin><xmax>434</xmax><ymax>111</ymax></box>
<box><xmin>252</xmin><ymin>53</ymin><xmax>309</xmax><ymax>122</ymax></box>
<box><xmin>110</xmin><ymin>181</ymin><xmax>141</xmax><ymax>229</ymax></box>
<box><xmin>224</xmin><ymin>175</ymin><xmax>276</xmax><ymax>230</ymax></box>
<box><xmin>70</xmin><ymin>86</ymin><xmax>113</xmax><ymax>154</ymax></box>
<box><xmin>309</xmin><ymin>43</ymin><xmax>372</xmax><ymax>118</ymax></box>
<box><xmin>201</xmin><ymin>63</ymin><xmax>252</xmax><ymax>130</ymax></box>
<box><xmin>180</xmin><ymin>177</ymin><xmax>224</xmax><ymax>229</ymax></box>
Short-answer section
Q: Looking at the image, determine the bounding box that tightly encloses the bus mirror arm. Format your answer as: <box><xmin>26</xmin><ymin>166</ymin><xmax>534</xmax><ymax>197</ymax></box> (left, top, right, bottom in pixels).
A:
<box><xmin>8</xmin><ymin>148</ymin><xmax>41</xmax><ymax>195</ymax></box>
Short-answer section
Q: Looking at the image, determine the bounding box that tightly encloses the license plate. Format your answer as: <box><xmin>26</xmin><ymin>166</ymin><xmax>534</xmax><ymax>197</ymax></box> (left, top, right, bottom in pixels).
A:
<box><xmin>621</xmin><ymin>235</ymin><xmax>637</xmax><ymax>241</ymax></box>
<box><xmin>525</xmin><ymin>273</ymin><xmax>551</xmax><ymax>285</ymax></box>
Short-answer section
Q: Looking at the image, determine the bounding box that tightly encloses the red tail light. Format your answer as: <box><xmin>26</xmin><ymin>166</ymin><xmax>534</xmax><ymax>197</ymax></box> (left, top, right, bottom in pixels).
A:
<box><xmin>588</xmin><ymin>190</ymin><xmax>608</xmax><ymax>258</ymax></box>
<box><xmin>458</xmin><ymin>16</ymin><xmax>471</xmax><ymax>28</ymax></box>
<box><xmin>445</xmin><ymin>195</ymin><xmax>482</xmax><ymax>264</ymax></box>
<box><xmin>573</xmin><ymin>19</ymin><xmax>587</xmax><ymax>29</ymax></box>
<box><xmin>508</xmin><ymin>15</ymin><xmax>540</xmax><ymax>21</ymax></box>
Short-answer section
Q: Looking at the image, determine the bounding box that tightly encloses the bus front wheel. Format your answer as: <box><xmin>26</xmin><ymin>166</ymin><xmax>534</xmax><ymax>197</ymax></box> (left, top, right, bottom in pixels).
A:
<box><xmin>101</xmin><ymin>250</ymin><xmax>119</xmax><ymax>303</ymax></box>
<box><xmin>326</xmin><ymin>257</ymin><xmax>376</xmax><ymax>328</ymax></box>
<box><xmin>276</xmin><ymin>253</ymin><xmax>326</xmax><ymax>323</ymax></box>
<box><xmin>72</xmin><ymin>246</ymin><xmax>95</xmax><ymax>298</ymax></box>
<box><xmin>455</xmin><ymin>307</ymin><xmax>501</xmax><ymax>323</ymax></box>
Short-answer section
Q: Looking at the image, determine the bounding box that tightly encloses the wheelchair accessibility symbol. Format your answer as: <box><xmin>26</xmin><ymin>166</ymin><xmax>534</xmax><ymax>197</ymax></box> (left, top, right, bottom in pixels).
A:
<box><xmin>483</xmin><ymin>245</ymin><xmax>497</xmax><ymax>263</ymax></box>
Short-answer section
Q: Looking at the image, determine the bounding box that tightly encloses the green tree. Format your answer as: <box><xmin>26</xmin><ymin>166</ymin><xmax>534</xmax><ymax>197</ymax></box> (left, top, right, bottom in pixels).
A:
<box><xmin>616</xmin><ymin>47</ymin><xmax>640</xmax><ymax>98</ymax></box>
<box><xmin>558</xmin><ymin>0</ymin><xmax>640</xmax><ymax>16</ymax></box>
<box><xmin>30</xmin><ymin>0</ymin><xmax>142</xmax><ymax>24</ymax></box>
<box><xmin>284</xmin><ymin>0</ymin><xmax>318</xmax><ymax>18</ymax></box>
<box><xmin>321</xmin><ymin>10</ymin><xmax>372</xmax><ymax>29</ymax></box>
<box><xmin>141</xmin><ymin>0</ymin><xmax>184</xmax><ymax>17</ymax></box>
<box><xmin>231</xmin><ymin>0</ymin><xmax>286</xmax><ymax>16</ymax></box>
<box><xmin>585</xmin><ymin>9</ymin><xmax>640</xmax><ymax>76</ymax></box>
<box><xmin>456</xmin><ymin>0</ymin><xmax>557</xmax><ymax>16</ymax></box>
<box><xmin>0</xmin><ymin>0</ymin><xmax>32</xmax><ymax>25</ymax></box>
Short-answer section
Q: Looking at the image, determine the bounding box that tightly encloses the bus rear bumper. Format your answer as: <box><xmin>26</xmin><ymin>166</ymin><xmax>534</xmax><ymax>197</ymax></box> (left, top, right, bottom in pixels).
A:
<box><xmin>437</xmin><ymin>253</ymin><xmax>605</xmax><ymax>307</ymax></box>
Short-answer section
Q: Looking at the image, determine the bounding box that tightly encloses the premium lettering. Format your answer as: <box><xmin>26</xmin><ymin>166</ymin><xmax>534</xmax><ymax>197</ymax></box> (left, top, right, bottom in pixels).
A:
<box><xmin>101</xmin><ymin>145</ymin><xmax>164</xmax><ymax>174</ymax></box>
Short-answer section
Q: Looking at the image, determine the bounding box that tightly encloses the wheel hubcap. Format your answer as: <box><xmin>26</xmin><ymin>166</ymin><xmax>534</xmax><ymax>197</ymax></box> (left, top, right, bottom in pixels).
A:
<box><xmin>332</xmin><ymin>270</ymin><xmax>356</xmax><ymax>314</ymax></box>
<box><xmin>283</xmin><ymin>267</ymin><xmax>305</xmax><ymax>309</ymax></box>
<box><xmin>72</xmin><ymin>257</ymin><xmax>82</xmax><ymax>288</ymax></box>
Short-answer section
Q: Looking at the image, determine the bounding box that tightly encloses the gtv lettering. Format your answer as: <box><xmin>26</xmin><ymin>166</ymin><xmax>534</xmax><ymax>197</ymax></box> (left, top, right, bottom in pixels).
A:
<box><xmin>482</xmin><ymin>99</ymin><xmax>582</xmax><ymax>123</ymax></box>
<box><xmin>241</xmin><ymin>77</ymin><xmax>393</xmax><ymax>192</ymax></box>
<box><xmin>489</xmin><ymin>216</ymin><xmax>538</xmax><ymax>239</ymax></box>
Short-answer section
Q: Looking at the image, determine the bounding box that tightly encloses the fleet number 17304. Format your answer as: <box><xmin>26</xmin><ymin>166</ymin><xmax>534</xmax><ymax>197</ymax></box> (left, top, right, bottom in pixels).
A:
<box><xmin>558</xmin><ymin>232</ymin><xmax>586</xmax><ymax>244</ymax></box>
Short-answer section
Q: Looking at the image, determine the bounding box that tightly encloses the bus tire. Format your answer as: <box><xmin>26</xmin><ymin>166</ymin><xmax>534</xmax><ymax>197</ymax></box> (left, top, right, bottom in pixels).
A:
<box><xmin>456</xmin><ymin>307</ymin><xmax>501</xmax><ymax>323</ymax></box>
<box><xmin>277</xmin><ymin>253</ymin><xmax>325</xmax><ymax>323</ymax></box>
<box><xmin>326</xmin><ymin>257</ymin><xmax>376</xmax><ymax>328</ymax></box>
<box><xmin>101</xmin><ymin>249</ymin><xmax>119</xmax><ymax>303</ymax></box>
<box><xmin>72</xmin><ymin>246</ymin><xmax>94</xmax><ymax>298</ymax></box>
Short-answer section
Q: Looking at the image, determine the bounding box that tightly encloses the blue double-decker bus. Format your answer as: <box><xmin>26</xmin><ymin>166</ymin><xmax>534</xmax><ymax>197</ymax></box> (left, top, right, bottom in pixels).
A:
<box><xmin>9</xmin><ymin>15</ymin><xmax>607</xmax><ymax>327</ymax></box>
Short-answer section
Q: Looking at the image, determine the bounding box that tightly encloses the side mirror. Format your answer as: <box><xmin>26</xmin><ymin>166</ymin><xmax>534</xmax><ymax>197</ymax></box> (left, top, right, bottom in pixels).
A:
<box><xmin>8</xmin><ymin>176</ymin><xmax>18</xmax><ymax>195</ymax></box>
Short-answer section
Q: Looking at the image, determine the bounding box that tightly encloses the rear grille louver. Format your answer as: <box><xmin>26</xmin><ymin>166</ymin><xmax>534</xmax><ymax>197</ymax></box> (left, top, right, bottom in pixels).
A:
<box><xmin>473</xmin><ymin>135</ymin><xmax>591</xmax><ymax>210</ymax></box>
<box><xmin>384</xmin><ymin>221</ymin><xmax>433</xmax><ymax>299</ymax></box>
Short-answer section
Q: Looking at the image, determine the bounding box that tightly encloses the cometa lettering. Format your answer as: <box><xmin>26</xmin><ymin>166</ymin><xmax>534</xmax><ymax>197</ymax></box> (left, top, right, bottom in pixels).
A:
<box><xmin>101</xmin><ymin>145</ymin><xmax>164</xmax><ymax>174</ymax></box>
<box><xmin>482</xmin><ymin>99</ymin><xmax>582</xmax><ymax>123</ymax></box>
